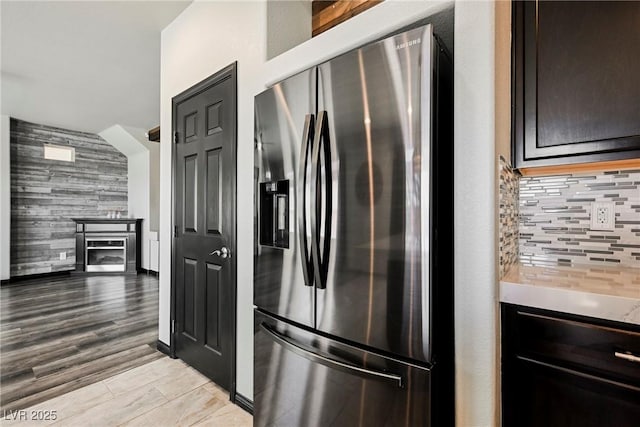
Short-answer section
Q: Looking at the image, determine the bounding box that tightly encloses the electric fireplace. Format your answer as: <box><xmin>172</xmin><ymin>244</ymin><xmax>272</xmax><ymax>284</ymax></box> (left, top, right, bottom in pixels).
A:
<box><xmin>85</xmin><ymin>237</ymin><xmax>126</xmax><ymax>272</ymax></box>
<box><xmin>73</xmin><ymin>218</ymin><xmax>142</xmax><ymax>274</ymax></box>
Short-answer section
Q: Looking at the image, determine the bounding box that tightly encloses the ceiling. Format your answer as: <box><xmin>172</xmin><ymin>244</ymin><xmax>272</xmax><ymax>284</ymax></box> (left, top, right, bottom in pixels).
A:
<box><xmin>1</xmin><ymin>1</ymin><xmax>191</xmax><ymax>134</ymax></box>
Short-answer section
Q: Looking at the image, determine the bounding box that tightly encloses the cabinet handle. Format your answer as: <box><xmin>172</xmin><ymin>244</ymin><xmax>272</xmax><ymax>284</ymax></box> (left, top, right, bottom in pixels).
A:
<box><xmin>517</xmin><ymin>356</ymin><xmax>640</xmax><ymax>392</ymax></box>
<box><xmin>614</xmin><ymin>351</ymin><xmax>640</xmax><ymax>363</ymax></box>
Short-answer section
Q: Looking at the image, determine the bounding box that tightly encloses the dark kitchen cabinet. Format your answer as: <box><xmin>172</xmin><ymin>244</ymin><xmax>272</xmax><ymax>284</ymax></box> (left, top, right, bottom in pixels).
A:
<box><xmin>501</xmin><ymin>304</ymin><xmax>640</xmax><ymax>427</ymax></box>
<box><xmin>512</xmin><ymin>1</ymin><xmax>640</xmax><ymax>169</ymax></box>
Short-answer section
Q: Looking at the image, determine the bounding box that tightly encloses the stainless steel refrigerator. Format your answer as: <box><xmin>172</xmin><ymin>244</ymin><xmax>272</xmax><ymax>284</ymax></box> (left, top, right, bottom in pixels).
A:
<box><xmin>254</xmin><ymin>23</ymin><xmax>454</xmax><ymax>427</ymax></box>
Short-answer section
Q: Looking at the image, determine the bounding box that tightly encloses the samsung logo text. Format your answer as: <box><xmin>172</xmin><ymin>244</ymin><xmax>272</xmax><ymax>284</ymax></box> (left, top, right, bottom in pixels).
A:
<box><xmin>396</xmin><ymin>39</ymin><xmax>421</xmax><ymax>50</ymax></box>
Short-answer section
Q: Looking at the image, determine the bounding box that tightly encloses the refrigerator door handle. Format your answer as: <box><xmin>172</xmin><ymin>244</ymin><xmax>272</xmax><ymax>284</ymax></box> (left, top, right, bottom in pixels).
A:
<box><xmin>260</xmin><ymin>322</ymin><xmax>405</xmax><ymax>388</ymax></box>
<box><xmin>298</xmin><ymin>114</ymin><xmax>315</xmax><ymax>287</ymax></box>
<box><xmin>310</xmin><ymin>110</ymin><xmax>332</xmax><ymax>289</ymax></box>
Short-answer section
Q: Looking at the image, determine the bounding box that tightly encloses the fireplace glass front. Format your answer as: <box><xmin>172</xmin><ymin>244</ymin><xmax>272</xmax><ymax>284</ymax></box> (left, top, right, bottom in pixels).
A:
<box><xmin>85</xmin><ymin>237</ymin><xmax>126</xmax><ymax>272</ymax></box>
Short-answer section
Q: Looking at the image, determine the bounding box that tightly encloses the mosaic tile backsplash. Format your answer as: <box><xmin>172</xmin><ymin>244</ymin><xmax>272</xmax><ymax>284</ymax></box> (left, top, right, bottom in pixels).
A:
<box><xmin>519</xmin><ymin>169</ymin><xmax>640</xmax><ymax>268</ymax></box>
<box><xmin>499</xmin><ymin>156</ymin><xmax>519</xmax><ymax>278</ymax></box>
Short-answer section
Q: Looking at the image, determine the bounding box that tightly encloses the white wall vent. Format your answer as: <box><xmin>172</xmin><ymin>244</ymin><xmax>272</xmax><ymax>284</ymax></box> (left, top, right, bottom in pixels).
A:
<box><xmin>44</xmin><ymin>144</ymin><xmax>75</xmax><ymax>162</ymax></box>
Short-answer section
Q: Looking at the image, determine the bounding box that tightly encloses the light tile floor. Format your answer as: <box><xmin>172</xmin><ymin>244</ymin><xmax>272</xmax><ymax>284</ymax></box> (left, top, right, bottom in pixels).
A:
<box><xmin>1</xmin><ymin>357</ymin><xmax>252</xmax><ymax>426</ymax></box>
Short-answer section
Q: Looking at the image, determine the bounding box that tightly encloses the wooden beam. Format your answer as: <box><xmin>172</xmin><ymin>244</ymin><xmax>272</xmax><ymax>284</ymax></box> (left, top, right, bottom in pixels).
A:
<box><xmin>147</xmin><ymin>126</ymin><xmax>160</xmax><ymax>142</ymax></box>
<box><xmin>312</xmin><ymin>0</ymin><xmax>384</xmax><ymax>37</ymax></box>
<box><xmin>312</xmin><ymin>0</ymin><xmax>335</xmax><ymax>16</ymax></box>
<box><xmin>518</xmin><ymin>158</ymin><xmax>640</xmax><ymax>177</ymax></box>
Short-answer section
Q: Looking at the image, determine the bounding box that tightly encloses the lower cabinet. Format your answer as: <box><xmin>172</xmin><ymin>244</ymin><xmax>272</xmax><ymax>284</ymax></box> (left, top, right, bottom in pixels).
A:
<box><xmin>501</xmin><ymin>304</ymin><xmax>640</xmax><ymax>427</ymax></box>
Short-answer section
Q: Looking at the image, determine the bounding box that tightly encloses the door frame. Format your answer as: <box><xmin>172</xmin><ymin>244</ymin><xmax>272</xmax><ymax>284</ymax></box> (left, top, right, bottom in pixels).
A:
<box><xmin>170</xmin><ymin>62</ymin><xmax>238</xmax><ymax>398</ymax></box>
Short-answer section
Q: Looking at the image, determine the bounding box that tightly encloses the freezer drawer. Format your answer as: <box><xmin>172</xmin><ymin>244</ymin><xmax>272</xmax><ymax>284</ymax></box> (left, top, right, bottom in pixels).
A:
<box><xmin>254</xmin><ymin>310</ymin><xmax>432</xmax><ymax>427</ymax></box>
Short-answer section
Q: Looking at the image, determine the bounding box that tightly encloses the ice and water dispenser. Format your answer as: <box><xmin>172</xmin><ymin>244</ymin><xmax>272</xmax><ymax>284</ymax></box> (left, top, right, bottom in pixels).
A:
<box><xmin>259</xmin><ymin>180</ymin><xmax>289</xmax><ymax>248</ymax></box>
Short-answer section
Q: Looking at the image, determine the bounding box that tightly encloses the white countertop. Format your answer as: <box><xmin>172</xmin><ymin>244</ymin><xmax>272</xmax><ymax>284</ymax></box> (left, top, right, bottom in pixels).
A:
<box><xmin>500</xmin><ymin>263</ymin><xmax>640</xmax><ymax>325</ymax></box>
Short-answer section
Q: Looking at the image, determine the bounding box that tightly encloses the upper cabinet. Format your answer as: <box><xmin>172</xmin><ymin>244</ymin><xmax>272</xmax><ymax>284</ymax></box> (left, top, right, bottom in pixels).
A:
<box><xmin>512</xmin><ymin>1</ymin><xmax>640</xmax><ymax>169</ymax></box>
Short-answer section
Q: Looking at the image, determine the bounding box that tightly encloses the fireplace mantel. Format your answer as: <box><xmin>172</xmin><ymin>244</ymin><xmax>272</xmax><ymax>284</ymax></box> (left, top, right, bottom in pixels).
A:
<box><xmin>72</xmin><ymin>218</ymin><xmax>141</xmax><ymax>224</ymax></box>
<box><xmin>73</xmin><ymin>218</ymin><xmax>142</xmax><ymax>274</ymax></box>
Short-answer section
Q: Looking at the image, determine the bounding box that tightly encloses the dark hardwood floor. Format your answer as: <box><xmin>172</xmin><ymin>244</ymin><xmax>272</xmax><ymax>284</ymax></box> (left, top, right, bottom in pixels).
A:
<box><xmin>0</xmin><ymin>273</ymin><xmax>161</xmax><ymax>411</ymax></box>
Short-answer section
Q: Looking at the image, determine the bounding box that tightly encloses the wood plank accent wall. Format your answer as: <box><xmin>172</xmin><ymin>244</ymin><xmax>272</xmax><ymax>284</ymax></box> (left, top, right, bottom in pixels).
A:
<box><xmin>10</xmin><ymin>118</ymin><xmax>128</xmax><ymax>277</ymax></box>
<box><xmin>312</xmin><ymin>0</ymin><xmax>384</xmax><ymax>37</ymax></box>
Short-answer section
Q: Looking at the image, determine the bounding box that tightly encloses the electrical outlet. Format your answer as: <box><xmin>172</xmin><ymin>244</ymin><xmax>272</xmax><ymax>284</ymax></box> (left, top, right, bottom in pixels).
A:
<box><xmin>59</xmin><ymin>251</ymin><xmax>67</xmax><ymax>261</ymax></box>
<box><xmin>590</xmin><ymin>202</ymin><xmax>615</xmax><ymax>231</ymax></box>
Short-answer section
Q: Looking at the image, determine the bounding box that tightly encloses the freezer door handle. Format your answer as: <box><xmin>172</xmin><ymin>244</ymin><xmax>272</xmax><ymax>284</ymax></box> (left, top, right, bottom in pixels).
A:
<box><xmin>260</xmin><ymin>322</ymin><xmax>404</xmax><ymax>388</ymax></box>
<box><xmin>298</xmin><ymin>114</ymin><xmax>315</xmax><ymax>286</ymax></box>
<box><xmin>310</xmin><ymin>110</ymin><xmax>332</xmax><ymax>289</ymax></box>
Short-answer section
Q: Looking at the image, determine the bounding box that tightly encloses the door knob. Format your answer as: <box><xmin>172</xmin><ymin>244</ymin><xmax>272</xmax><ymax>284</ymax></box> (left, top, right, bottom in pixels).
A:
<box><xmin>209</xmin><ymin>247</ymin><xmax>231</xmax><ymax>259</ymax></box>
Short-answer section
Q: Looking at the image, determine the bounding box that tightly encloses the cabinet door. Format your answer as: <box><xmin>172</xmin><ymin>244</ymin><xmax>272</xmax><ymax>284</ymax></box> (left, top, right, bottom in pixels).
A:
<box><xmin>513</xmin><ymin>1</ymin><xmax>640</xmax><ymax>168</ymax></box>
<box><xmin>503</xmin><ymin>356</ymin><xmax>640</xmax><ymax>427</ymax></box>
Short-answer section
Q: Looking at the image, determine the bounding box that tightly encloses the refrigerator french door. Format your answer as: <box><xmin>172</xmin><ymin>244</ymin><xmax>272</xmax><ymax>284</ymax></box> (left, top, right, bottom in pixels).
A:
<box><xmin>313</xmin><ymin>25</ymin><xmax>434</xmax><ymax>364</ymax></box>
<box><xmin>254</xmin><ymin>23</ymin><xmax>453</xmax><ymax>427</ymax></box>
<box><xmin>254</xmin><ymin>68</ymin><xmax>316</xmax><ymax>328</ymax></box>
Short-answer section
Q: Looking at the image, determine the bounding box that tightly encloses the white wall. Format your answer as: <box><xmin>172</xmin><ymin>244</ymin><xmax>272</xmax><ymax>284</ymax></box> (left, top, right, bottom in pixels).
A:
<box><xmin>266</xmin><ymin>0</ymin><xmax>311</xmax><ymax>59</ymax></box>
<box><xmin>159</xmin><ymin>0</ymin><xmax>268</xmax><ymax>399</ymax></box>
<box><xmin>1</xmin><ymin>0</ymin><xmax>8</xmax><ymax>279</ymax></box>
<box><xmin>123</xmin><ymin>126</ymin><xmax>160</xmax><ymax>271</ymax></box>
<box><xmin>0</xmin><ymin>115</ymin><xmax>10</xmax><ymax>281</ymax></box>
<box><xmin>128</xmin><ymin>150</ymin><xmax>151</xmax><ymax>270</ymax></box>
<box><xmin>454</xmin><ymin>2</ymin><xmax>498</xmax><ymax>426</ymax></box>
<box><xmin>117</xmin><ymin>126</ymin><xmax>161</xmax><ymax>236</ymax></box>
<box><xmin>148</xmin><ymin>142</ymin><xmax>160</xmax><ymax>232</ymax></box>
<box><xmin>100</xmin><ymin>125</ymin><xmax>159</xmax><ymax>272</ymax></box>
<box><xmin>160</xmin><ymin>1</ymin><xmax>499</xmax><ymax>422</ymax></box>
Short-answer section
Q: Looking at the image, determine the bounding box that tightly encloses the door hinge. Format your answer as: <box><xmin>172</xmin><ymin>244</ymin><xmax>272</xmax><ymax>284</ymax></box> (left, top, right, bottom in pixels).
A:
<box><xmin>174</xmin><ymin>132</ymin><xmax>179</xmax><ymax>144</ymax></box>
<box><xmin>174</xmin><ymin>226</ymin><xmax>178</xmax><ymax>238</ymax></box>
<box><xmin>172</xmin><ymin>320</ymin><xmax>176</xmax><ymax>334</ymax></box>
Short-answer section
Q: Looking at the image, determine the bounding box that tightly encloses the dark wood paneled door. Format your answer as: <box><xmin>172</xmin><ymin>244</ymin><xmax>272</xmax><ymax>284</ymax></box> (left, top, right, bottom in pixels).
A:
<box><xmin>172</xmin><ymin>64</ymin><xmax>237</xmax><ymax>391</ymax></box>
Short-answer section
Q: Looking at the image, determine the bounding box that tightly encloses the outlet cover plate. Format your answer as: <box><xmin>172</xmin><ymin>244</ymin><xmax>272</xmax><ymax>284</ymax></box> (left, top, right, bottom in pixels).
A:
<box><xmin>590</xmin><ymin>202</ymin><xmax>615</xmax><ymax>231</ymax></box>
<box><xmin>59</xmin><ymin>252</ymin><xmax>67</xmax><ymax>261</ymax></box>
